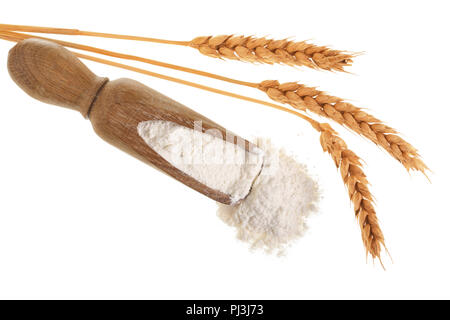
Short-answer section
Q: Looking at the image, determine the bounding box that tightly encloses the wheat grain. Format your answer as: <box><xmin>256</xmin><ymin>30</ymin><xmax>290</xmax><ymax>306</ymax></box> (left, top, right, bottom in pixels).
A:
<box><xmin>189</xmin><ymin>35</ymin><xmax>355</xmax><ymax>72</ymax></box>
<box><xmin>258</xmin><ymin>80</ymin><xmax>428</xmax><ymax>174</ymax></box>
<box><xmin>308</xmin><ymin>121</ymin><xmax>386</xmax><ymax>262</ymax></box>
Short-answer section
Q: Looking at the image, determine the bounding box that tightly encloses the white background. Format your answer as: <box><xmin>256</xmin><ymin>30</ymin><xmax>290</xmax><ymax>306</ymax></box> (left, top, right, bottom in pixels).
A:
<box><xmin>0</xmin><ymin>0</ymin><xmax>448</xmax><ymax>299</ymax></box>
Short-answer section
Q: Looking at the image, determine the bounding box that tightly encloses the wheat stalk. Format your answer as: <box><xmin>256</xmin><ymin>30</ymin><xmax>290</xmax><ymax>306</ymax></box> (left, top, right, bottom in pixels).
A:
<box><xmin>258</xmin><ymin>80</ymin><xmax>428</xmax><ymax>174</ymax></box>
<box><xmin>0</xmin><ymin>30</ymin><xmax>427</xmax><ymax>176</ymax></box>
<box><xmin>0</xmin><ymin>30</ymin><xmax>257</xmax><ymax>87</ymax></box>
<box><xmin>189</xmin><ymin>35</ymin><xmax>355</xmax><ymax>71</ymax></box>
<box><xmin>0</xmin><ymin>25</ymin><xmax>356</xmax><ymax>72</ymax></box>
<box><xmin>308</xmin><ymin>121</ymin><xmax>386</xmax><ymax>262</ymax></box>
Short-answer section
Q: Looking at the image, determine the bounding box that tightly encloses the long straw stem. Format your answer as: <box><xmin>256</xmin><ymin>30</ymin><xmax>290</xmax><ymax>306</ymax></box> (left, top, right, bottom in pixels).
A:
<box><xmin>0</xmin><ymin>32</ymin><xmax>314</xmax><ymax>126</ymax></box>
<box><xmin>79</xmin><ymin>53</ymin><xmax>309</xmax><ymax>119</ymax></box>
<box><xmin>0</xmin><ymin>30</ymin><xmax>257</xmax><ymax>88</ymax></box>
<box><xmin>0</xmin><ymin>24</ymin><xmax>189</xmax><ymax>46</ymax></box>
<box><xmin>0</xmin><ymin>24</ymin><xmax>356</xmax><ymax>72</ymax></box>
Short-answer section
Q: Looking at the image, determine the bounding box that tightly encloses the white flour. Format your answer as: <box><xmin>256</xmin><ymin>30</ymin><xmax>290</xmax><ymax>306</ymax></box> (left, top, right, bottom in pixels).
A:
<box><xmin>217</xmin><ymin>139</ymin><xmax>319</xmax><ymax>255</ymax></box>
<box><xmin>137</xmin><ymin>120</ymin><xmax>264</xmax><ymax>203</ymax></box>
<box><xmin>138</xmin><ymin>120</ymin><xmax>319</xmax><ymax>254</ymax></box>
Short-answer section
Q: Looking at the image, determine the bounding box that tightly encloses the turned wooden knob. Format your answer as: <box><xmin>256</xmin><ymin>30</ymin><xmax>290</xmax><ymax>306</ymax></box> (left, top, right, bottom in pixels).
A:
<box><xmin>7</xmin><ymin>38</ymin><xmax>108</xmax><ymax>118</ymax></box>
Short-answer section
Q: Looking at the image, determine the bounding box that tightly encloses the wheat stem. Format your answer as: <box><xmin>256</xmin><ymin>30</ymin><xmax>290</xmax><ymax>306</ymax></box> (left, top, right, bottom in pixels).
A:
<box><xmin>0</xmin><ymin>30</ymin><xmax>256</xmax><ymax>88</ymax></box>
<box><xmin>0</xmin><ymin>33</ymin><xmax>298</xmax><ymax>120</ymax></box>
<box><xmin>0</xmin><ymin>24</ymin><xmax>189</xmax><ymax>46</ymax></box>
<box><xmin>0</xmin><ymin>30</ymin><xmax>426</xmax><ymax>176</ymax></box>
<box><xmin>0</xmin><ymin>24</ymin><xmax>355</xmax><ymax>72</ymax></box>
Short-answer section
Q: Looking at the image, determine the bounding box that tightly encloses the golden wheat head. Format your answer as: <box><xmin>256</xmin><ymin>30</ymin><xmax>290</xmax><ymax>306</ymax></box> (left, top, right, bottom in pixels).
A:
<box><xmin>188</xmin><ymin>35</ymin><xmax>355</xmax><ymax>72</ymax></box>
<box><xmin>309</xmin><ymin>122</ymin><xmax>386</xmax><ymax>261</ymax></box>
<box><xmin>258</xmin><ymin>80</ymin><xmax>428</xmax><ymax>174</ymax></box>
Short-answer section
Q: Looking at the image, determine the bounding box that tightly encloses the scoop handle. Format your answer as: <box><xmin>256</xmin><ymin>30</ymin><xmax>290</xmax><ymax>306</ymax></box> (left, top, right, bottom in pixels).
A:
<box><xmin>7</xmin><ymin>38</ymin><xmax>108</xmax><ymax>117</ymax></box>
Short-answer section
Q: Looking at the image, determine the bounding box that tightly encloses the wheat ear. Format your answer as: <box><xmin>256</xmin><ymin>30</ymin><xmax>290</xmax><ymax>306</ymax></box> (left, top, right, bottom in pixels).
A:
<box><xmin>0</xmin><ymin>25</ymin><xmax>356</xmax><ymax>72</ymax></box>
<box><xmin>189</xmin><ymin>35</ymin><xmax>355</xmax><ymax>72</ymax></box>
<box><xmin>258</xmin><ymin>80</ymin><xmax>428</xmax><ymax>174</ymax></box>
<box><xmin>308</xmin><ymin>121</ymin><xmax>386</xmax><ymax>262</ymax></box>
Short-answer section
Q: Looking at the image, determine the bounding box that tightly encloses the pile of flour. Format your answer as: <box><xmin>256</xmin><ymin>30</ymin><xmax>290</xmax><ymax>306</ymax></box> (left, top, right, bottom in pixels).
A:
<box><xmin>138</xmin><ymin>120</ymin><xmax>320</xmax><ymax>254</ymax></box>
<box><xmin>217</xmin><ymin>139</ymin><xmax>319</xmax><ymax>254</ymax></box>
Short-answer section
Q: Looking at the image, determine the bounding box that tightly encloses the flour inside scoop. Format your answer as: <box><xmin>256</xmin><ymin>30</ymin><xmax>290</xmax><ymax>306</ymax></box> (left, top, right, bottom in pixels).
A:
<box><xmin>138</xmin><ymin>120</ymin><xmax>264</xmax><ymax>204</ymax></box>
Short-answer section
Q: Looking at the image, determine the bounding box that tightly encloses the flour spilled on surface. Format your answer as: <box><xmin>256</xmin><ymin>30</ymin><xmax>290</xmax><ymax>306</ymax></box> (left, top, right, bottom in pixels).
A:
<box><xmin>138</xmin><ymin>120</ymin><xmax>320</xmax><ymax>255</ymax></box>
<box><xmin>217</xmin><ymin>139</ymin><xmax>320</xmax><ymax>255</ymax></box>
<box><xmin>137</xmin><ymin>120</ymin><xmax>264</xmax><ymax>204</ymax></box>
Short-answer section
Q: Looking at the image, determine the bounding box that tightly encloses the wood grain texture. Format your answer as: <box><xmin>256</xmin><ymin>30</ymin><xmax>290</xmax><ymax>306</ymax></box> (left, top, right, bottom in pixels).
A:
<box><xmin>90</xmin><ymin>78</ymin><xmax>243</xmax><ymax>204</ymax></box>
<box><xmin>7</xmin><ymin>38</ymin><xmax>257</xmax><ymax>204</ymax></box>
<box><xmin>7</xmin><ymin>38</ymin><xmax>108</xmax><ymax>117</ymax></box>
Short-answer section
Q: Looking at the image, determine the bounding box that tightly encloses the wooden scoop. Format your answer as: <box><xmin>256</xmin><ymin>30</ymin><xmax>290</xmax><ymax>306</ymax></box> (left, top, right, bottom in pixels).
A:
<box><xmin>7</xmin><ymin>38</ymin><xmax>261</xmax><ymax>205</ymax></box>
